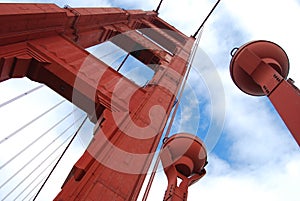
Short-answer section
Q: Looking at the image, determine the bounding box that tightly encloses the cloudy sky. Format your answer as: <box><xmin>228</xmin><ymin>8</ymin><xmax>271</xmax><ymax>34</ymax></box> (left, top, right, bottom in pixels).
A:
<box><xmin>0</xmin><ymin>0</ymin><xmax>299</xmax><ymax>201</ymax></box>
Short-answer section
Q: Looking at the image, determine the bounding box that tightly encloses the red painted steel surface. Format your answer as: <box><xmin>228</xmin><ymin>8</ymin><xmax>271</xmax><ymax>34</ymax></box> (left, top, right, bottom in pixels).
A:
<box><xmin>230</xmin><ymin>40</ymin><xmax>300</xmax><ymax>145</ymax></box>
<box><xmin>160</xmin><ymin>133</ymin><xmax>207</xmax><ymax>201</ymax></box>
<box><xmin>0</xmin><ymin>3</ymin><xmax>196</xmax><ymax>200</ymax></box>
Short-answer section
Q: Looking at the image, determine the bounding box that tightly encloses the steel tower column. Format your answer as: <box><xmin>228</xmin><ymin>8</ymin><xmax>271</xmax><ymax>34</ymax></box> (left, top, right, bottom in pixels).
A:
<box><xmin>0</xmin><ymin>3</ymin><xmax>195</xmax><ymax>200</ymax></box>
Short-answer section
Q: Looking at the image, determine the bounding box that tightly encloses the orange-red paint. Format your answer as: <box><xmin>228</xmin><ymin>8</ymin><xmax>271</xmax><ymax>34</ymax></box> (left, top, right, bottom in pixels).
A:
<box><xmin>160</xmin><ymin>133</ymin><xmax>207</xmax><ymax>201</ymax></box>
<box><xmin>0</xmin><ymin>3</ymin><xmax>197</xmax><ymax>200</ymax></box>
<box><xmin>230</xmin><ymin>40</ymin><xmax>300</xmax><ymax>145</ymax></box>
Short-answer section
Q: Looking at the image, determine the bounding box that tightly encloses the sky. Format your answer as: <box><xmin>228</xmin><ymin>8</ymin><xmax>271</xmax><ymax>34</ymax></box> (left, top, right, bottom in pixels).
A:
<box><xmin>0</xmin><ymin>0</ymin><xmax>299</xmax><ymax>201</ymax></box>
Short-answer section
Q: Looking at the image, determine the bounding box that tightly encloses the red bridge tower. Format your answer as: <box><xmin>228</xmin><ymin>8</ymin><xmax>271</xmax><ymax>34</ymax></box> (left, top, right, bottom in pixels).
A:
<box><xmin>0</xmin><ymin>3</ymin><xmax>207</xmax><ymax>200</ymax></box>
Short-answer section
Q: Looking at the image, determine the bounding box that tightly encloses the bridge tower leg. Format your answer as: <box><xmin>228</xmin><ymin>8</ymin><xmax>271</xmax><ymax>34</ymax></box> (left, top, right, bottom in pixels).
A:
<box><xmin>0</xmin><ymin>3</ymin><xmax>195</xmax><ymax>200</ymax></box>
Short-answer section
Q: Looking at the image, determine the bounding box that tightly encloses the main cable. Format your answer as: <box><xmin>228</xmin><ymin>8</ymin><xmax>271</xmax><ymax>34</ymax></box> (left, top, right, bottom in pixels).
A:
<box><xmin>142</xmin><ymin>27</ymin><xmax>203</xmax><ymax>201</ymax></box>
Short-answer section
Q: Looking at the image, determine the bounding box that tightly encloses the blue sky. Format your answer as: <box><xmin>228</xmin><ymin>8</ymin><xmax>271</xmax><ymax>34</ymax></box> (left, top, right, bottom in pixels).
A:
<box><xmin>0</xmin><ymin>0</ymin><xmax>299</xmax><ymax>201</ymax></box>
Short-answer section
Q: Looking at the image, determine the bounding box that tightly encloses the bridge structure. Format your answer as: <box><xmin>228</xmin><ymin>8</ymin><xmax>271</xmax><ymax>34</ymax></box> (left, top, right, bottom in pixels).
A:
<box><xmin>1</xmin><ymin>2</ymin><xmax>299</xmax><ymax>201</ymax></box>
<box><xmin>0</xmin><ymin>3</ymin><xmax>208</xmax><ymax>201</ymax></box>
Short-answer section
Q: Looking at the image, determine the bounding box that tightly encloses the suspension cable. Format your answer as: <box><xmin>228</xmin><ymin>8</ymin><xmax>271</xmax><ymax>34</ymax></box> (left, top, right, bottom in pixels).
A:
<box><xmin>23</xmin><ymin>174</ymin><xmax>48</xmax><ymax>201</ymax></box>
<box><xmin>0</xmin><ymin>114</ymin><xmax>85</xmax><ymax>189</ymax></box>
<box><xmin>155</xmin><ymin>0</ymin><xmax>164</xmax><ymax>13</ymax></box>
<box><xmin>0</xmin><ymin>109</ymin><xmax>77</xmax><ymax>169</ymax></box>
<box><xmin>193</xmin><ymin>0</ymin><xmax>221</xmax><ymax>38</ymax></box>
<box><xmin>32</xmin><ymin>115</ymin><xmax>88</xmax><ymax>200</ymax></box>
<box><xmin>13</xmin><ymin>155</ymin><xmax>60</xmax><ymax>200</ymax></box>
<box><xmin>1</xmin><ymin>130</ymin><xmax>76</xmax><ymax>200</ymax></box>
<box><xmin>116</xmin><ymin>52</ymin><xmax>130</xmax><ymax>72</ymax></box>
<box><xmin>142</xmin><ymin>27</ymin><xmax>203</xmax><ymax>201</ymax></box>
<box><xmin>90</xmin><ymin>45</ymin><xmax>123</xmax><ymax>63</ymax></box>
<box><xmin>98</xmin><ymin>47</ymin><xmax>123</xmax><ymax>59</ymax></box>
<box><xmin>0</xmin><ymin>85</ymin><xmax>44</xmax><ymax>108</ymax></box>
<box><xmin>0</xmin><ymin>99</ymin><xmax>66</xmax><ymax>144</ymax></box>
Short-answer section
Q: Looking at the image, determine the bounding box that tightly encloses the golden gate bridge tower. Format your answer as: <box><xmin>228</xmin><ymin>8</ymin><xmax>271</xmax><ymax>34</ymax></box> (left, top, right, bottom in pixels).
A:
<box><xmin>0</xmin><ymin>1</ymin><xmax>299</xmax><ymax>201</ymax></box>
<box><xmin>0</xmin><ymin>1</ymin><xmax>212</xmax><ymax>200</ymax></box>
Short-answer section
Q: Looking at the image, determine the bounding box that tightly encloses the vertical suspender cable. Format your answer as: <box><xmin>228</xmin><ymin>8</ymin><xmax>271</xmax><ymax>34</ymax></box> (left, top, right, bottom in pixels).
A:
<box><xmin>0</xmin><ymin>114</ymin><xmax>85</xmax><ymax>189</ymax></box>
<box><xmin>32</xmin><ymin>115</ymin><xmax>88</xmax><ymax>201</ymax></box>
<box><xmin>0</xmin><ymin>85</ymin><xmax>44</xmax><ymax>108</ymax></box>
<box><xmin>141</xmin><ymin>32</ymin><xmax>202</xmax><ymax>201</ymax></box>
<box><xmin>116</xmin><ymin>52</ymin><xmax>130</xmax><ymax>72</ymax></box>
<box><xmin>0</xmin><ymin>99</ymin><xmax>66</xmax><ymax>144</ymax></box>
<box><xmin>155</xmin><ymin>0</ymin><xmax>164</xmax><ymax>13</ymax></box>
<box><xmin>193</xmin><ymin>0</ymin><xmax>221</xmax><ymax>38</ymax></box>
<box><xmin>0</xmin><ymin>109</ymin><xmax>77</xmax><ymax>169</ymax></box>
<box><xmin>1</xmin><ymin>114</ymin><xmax>86</xmax><ymax>200</ymax></box>
<box><xmin>1</xmin><ymin>129</ymin><xmax>76</xmax><ymax>200</ymax></box>
<box><xmin>142</xmin><ymin>1</ymin><xmax>222</xmax><ymax>198</ymax></box>
<box><xmin>24</xmin><ymin>174</ymin><xmax>49</xmax><ymax>201</ymax></box>
<box><xmin>13</xmin><ymin>155</ymin><xmax>60</xmax><ymax>200</ymax></box>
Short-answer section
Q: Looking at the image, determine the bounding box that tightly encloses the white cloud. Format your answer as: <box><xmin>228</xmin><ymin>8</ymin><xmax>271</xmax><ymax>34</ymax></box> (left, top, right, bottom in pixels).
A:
<box><xmin>140</xmin><ymin>153</ymin><xmax>300</xmax><ymax>201</ymax></box>
<box><xmin>158</xmin><ymin>0</ymin><xmax>217</xmax><ymax>36</ymax></box>
<box><xmin>190</xmin><ymin>153</ymin><xmax>300</xmax><ymax>201</ymax></box>
<box><xmin>148</xmin><ymin>1</ymin><xmax>300</xmax><ymax>200</ymax></box>
<box><xmin>222</xmin><ymin>0</ymin><xmax>300</xmax><ymax>84</ymax></box>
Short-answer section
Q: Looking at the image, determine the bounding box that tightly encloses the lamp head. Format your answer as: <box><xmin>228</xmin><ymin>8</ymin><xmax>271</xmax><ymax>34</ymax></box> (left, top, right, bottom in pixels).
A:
<box><xmin>230</xmin><ymin>40</ymin><xmax>289</xmax><ymax>96</ymax></box>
